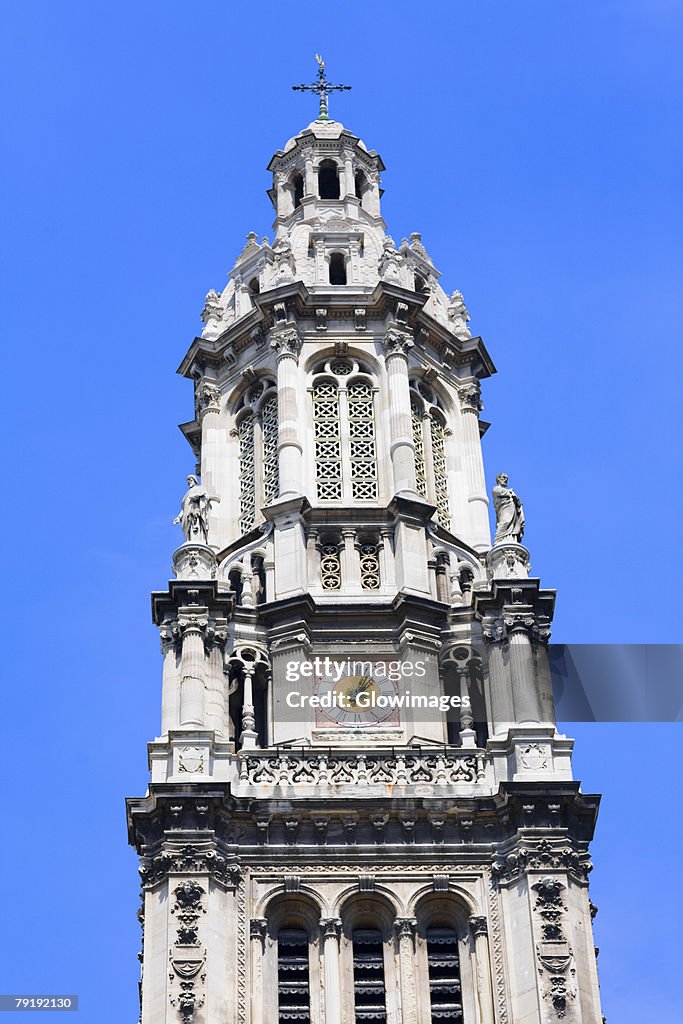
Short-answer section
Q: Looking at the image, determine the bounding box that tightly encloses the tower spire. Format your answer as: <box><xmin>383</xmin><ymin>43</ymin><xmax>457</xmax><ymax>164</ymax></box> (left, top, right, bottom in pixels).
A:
<box><xmin>292</xmin><ymin>54</ymin><xmax>351</xmax><ymax>122</ymax></box>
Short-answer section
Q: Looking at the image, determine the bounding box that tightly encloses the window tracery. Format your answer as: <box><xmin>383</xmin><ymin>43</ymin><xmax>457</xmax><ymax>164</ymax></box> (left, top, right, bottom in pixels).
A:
<box><xmin>320</xmin><ymin>540</ymin><xmax>342</xmax><ymax>590</ymax></box>
<box><xmin>359</xmin><ymin>540</ymin><xmax>381</xmax><ymax>590</ymax></box>
<box><xmin>410</xmin><ymin>382</ymin><xmax>452</xmax><ymax>528</ymax></box>
<box><xmin>237</xmin><ymin>380</ymin><xmax>278</xmax><ymax>534</ymax></box>
<box><xmin>312</xmin><ymin>359</ymin><xmax>379</xmax><ymax>503</ymax></box>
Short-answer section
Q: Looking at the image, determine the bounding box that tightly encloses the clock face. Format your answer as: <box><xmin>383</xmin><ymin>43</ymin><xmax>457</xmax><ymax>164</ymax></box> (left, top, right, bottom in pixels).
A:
<box><xmin>315</xmin><ymin>668</ymin><xmax>399</xmax><ymax>727</ymax></box>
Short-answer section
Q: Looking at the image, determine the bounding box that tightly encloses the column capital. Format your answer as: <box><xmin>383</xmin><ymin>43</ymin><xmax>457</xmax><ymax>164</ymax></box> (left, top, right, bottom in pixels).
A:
<box><xmin>383</xmin><ymin>325</ymin><xmax>414</xmax><ymax>358</ymax></box>
<box><xmin>458</xmin><ymin>380</ymin><xmax>482</xmax><ymax>412</ymax></box>
<box><xmin>469</xmin><ymin>915</ymin><xmax>488</xmax><ymax>938</ymax></box>
<box><xmin>195</xmin><ymin>380</ymin><xmax>221</xmax><ymax>419</ymax></box>
<box><xmin>271</xmin><ymin>326</ymin><xmax>302</xmax><ymax>361</ymax></box>
<box><xmin>394</xmin><ymin>917</ymin><xmax>417</xmax><ymax>939</ymax></box>
<box><xmin>320</xmin><ymin>917</ymin><xmax>342</xmax><ymax>941</ymax></box>
<box><xmin>250</xmin><ymin>918</ymin><xmax>268</xmax><ymax>942</ymax></box>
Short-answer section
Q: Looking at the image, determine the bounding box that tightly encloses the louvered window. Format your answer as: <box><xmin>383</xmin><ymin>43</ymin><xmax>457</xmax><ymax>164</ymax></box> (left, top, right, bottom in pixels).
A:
<box><xmin>352</xmin><ymin>929</ymin><xmax>386</xmax><ymax>1024</ymax></box>
<box><xmin>278</xmin><ymin>928</ymin><xmax>310</xmax><ymax>1024</ymax></box>
<box><xmin>426</xmin><ymin>928</ymin><xmax>462</xmax><ymax>1023</ymax></box>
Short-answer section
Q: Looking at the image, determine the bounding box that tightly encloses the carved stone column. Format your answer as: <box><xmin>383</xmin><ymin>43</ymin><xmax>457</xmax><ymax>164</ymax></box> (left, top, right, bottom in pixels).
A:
<box><xmin>482</xmin><ymin>617</ymin><xmax>515</xmax><ymax>736</ymax></box>
<box><xmin>395</xmin><ymin>918</ymin><xmax>418</xmax><ymax>1024</ymax></box>
<box><xmin>320</xmin><ymin>918</ymin><xmax>342</xmax><ymax>1024</ymax></box>
<box><xmin>379</xmin><ymin>528</ymin><xmax>396</xmax><ymax>589</ymax></box>
<box><xmin>178</xmin><ymin>613</ymin><xmax>208</xmax><ymax>727</ymax></box>
<box><xmin>195</xmin><ymin>380</ymin><xmax>223</xmax><ymax>544</ymax></box>
<box><xmin>458</xmin><ymin>381</ymin><xmax>490</xmax><ymax>551</ymax></box>
<box><xmin>159</xmin><ymin>625</ymin><xmax>178</xmax><ymax>735</ymax></box>
<box><xmin>271</xmin><ymin>327</ymin><xmax>303</xmax><ymax>499</ymax></box>
<box><xmin>342</xmin><ymin>528</ymin><xmax>361</xmax><ymax>592</ymax></box>
<box><xmin>250</xmin><ymin>918</ymin><xmax>267</xmax><ymax>1024</ymax></box>
<box><xmin>239</xmin><ymin>667</ymin><xmax>259</xmax><ymax>749</ymax></box>
<box><xmin>383</xmin><ymin>326</ymin><xmax>418</xmax><ymax>497</ymax></box>
<box><xmin>507</xmin><ymin>615</ymin><xmax>542</xmax><ymax>726</ymax></box>
<box><xmin>469</xmin><ymin>916</ymin><xmax>495</xmax><ymax>1024</ymax></box>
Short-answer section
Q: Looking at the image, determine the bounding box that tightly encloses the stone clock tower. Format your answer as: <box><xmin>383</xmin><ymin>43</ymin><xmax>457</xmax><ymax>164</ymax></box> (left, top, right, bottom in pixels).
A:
<box><xmin>127</xmin><ymin>65</ymin><xmax>604</xmax><ymax>1024</ymax></box>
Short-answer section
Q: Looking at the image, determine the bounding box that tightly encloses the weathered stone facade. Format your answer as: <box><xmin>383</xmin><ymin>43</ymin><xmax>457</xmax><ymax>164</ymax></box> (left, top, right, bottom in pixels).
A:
<box><xmin>127</xmin><ymin>108</ymin><xmax>603</xmax><ymax>1024</ymax></box>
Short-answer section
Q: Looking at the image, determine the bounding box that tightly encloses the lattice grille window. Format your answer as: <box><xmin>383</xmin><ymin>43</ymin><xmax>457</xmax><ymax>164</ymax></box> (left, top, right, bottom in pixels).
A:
<box><xmin>261</xmin><ymin>395</ymin><xmax>279</xmax><ymax>506</ymax></box>
<box><xmin>238</xmin><ymin>411</ymin><xmax>256</xmax><ymax>532</ymax></box>
<box><xmin>359</xmin><ymin>541</ymin><xmax>381</xmax><ymax>590</ymax></box>
<box><xmin>352</xmin><ymin>929</ymin><xmax>387</xmax><ymax>1024</ymax></box>
<box><xmin>278</xmin><ymin>928</ymin><xmax>311</xmax><ymax>1024</ymax></box>
<box><xmin>411</xmin><ymin>401</ymin><xmax>428</xmax><ymax>499</ymax></box>
<box><xmin>426</xmin><ymin>928</ymin><xmax>462</xmax><ymax>1023</ymax></box>
<box><xmin>430</xmin><ymin>415</ymin><xmax>450</xmax><ymax>528</ymax></box>
<box><xmin>348</xmin><ymin>381</ymin><xmax>378</xmax><ymax>501</ymax></box>
<box><xmin>313</xmin><ymin>381</ymin><xmax>343</xmax><ymax>501</ymax></box>
<box><xmin>320</xmin><ymin>542</ymin><xmax>342</xmax><ymax>590</ymax></box>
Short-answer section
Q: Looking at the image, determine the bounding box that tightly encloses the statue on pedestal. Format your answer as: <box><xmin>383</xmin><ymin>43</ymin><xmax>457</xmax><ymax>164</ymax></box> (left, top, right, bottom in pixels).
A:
<box><xmin>174</xmin><ymin>475</ymin><xmax>219</xmax><ymax>545</ymax></box>
<box><xmin>492</xmin><ymin>472</ymin><xmax>525</xmax><ymax>544</ymax></box>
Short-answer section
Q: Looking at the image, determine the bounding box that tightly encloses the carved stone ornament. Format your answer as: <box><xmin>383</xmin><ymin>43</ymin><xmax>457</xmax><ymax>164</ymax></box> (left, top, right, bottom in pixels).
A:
<box><xmin>200</xmin><ymin>288</ymin><xmax>222</xmax><ymax>323</ymax></box>
<box><xmin>459</xmin><ymin>381</ymin><xmax>482</xmax><ymax>412</ymax></box>
<box><xmin>395</xmin><ymin>917</ymin><xmax>417</xmax><ymax>939</ymax></box>
<box><xmin>271</xmin><ymin>326</ymin><xmax>301</xmax><ymax>359</ymax></box>
<box><xmin>140</xmin><ymin>844</ymin><xmax>242</xmax><ymax>888</ymax></box>
<box><xmin>320</xmin><ymin>917</ymin><xmax>342</xmax><ymax>941</ymax></box>
<box><xmin>469</xmin><ymin>915</ymin><xmax>488</xmax><ymax>938</ymax></box>
<box><xmin>195</xmin><ymin>380</ymin><xmax>221</xmax><ymax>418</ymax></box>
<box><xmin>492</xmin><ymin>840</ymin><xmax>592</xmax><ymax>884</ymax></box>
<box><xmin>537</xmin><ymin>946</ymin><xmax>576</xmax><ymax>1019</ymax></box>
<box><xmin>250</xmin><ymin>918</ymin><xmax>267</xmax><ymax>942</ymax></box>
<box><xmin>178</xmin><ymin>747</ymin><xmax>205</xmax><ymax>774</ymax></box>
<box><xmin>383</xmin><ymin>326</ymin><xmax>414</xmax><ymax>358</ymax></box>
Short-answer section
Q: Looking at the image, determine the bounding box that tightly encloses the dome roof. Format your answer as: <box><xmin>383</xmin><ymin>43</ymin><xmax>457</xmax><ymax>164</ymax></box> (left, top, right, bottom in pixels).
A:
<box><xmin>283</xmin><ymin>118</ymin><xmax>369</xmax><ymax>153</ymax></box>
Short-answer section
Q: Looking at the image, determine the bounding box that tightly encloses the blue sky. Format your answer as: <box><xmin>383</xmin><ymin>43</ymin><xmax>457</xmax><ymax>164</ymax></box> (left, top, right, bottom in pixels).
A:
<box><xmin>1</xmin><ymin>2</ymin><xmax>682</xmax><ymax>1020</ymax></box>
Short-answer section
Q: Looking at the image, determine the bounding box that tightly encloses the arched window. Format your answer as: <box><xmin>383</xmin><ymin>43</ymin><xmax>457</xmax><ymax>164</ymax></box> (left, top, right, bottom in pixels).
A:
<box><xmin>352</xmin><ymin>928</ymin><xmax>386</xmax><ymax>1024</ymax></box>
<box><xmin>238</xmin><ymin>410</ymin><xmax>256</xmax><ymax>532</ymax></box>
<box><xmin>415</xmin><ymin>273</ymin><xmax>429</xmax><ymax>295</ymax></box>
<box><xmin>411</xmin><ymin>400</ymin><xmax>428</xmax><ymax>499</ymax></box>
<box><xmin>348</xmin><ymin>381</ymin><xmax>378</xmax><ymax>500</ymax></box>
<box><xmin>312</xmin><ymin>363</ymin><xmax>379</xmax><ymax>503</ymax></box>
<box><xmin>425</xmin><ymin>927</ymin><xmax>462</xmax><ymax>1023</ymax></box>
<box><xmin>318</xmin><ymin>159</ymin><xmax>340</xmax><ymax>199</ymax></box>
<box><xmin>277</xmin><ymin>928</ymin><xmax>311</xmax><ymax>1024</ymax></box>
<box><xmin>354</xmin><ymin>170</ymin><xmax>367</xmax><ymax>200</ymax></box>
<box><xmin>261</xmin><ymin>395</ymin><xmax>279</xmax><ymax>505</ymax></box>
<box><xmin>409</xmin><ymin>384</ymin><xmax>452</xmax><ymax>529</ymax></box>
<box><xmin>292</xmin><ymin>172</ymin><xmax>304</xmax><ymax>209</ymax></box>
<box><xmin>430</xmin><ymin>414</ymin><xmax>450</xmax><ymax>528</ymax></box>
<box><xmin>249</xmin><ymin>276</ymin><xmax>260</xmax><ymax>295</ymax></box>
<box><xmin>313</xmin><ymin>380</ymin><xmax>343</xmax><ymax>500</ymax></box>
<box><xmin>329</xmin><ymin>252</ymin><xmax>347</xmax><ymax>285</ymax></box>
<box><xmin>237</xmin><ymin>384</ymin><xmax>279</xmax><ymax>533</ymax></box>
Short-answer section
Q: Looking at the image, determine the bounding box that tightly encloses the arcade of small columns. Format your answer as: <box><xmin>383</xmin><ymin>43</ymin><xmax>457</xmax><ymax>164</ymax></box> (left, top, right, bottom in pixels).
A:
<box><xmin>248</xmin><ymin>888</ymin><xmax>495</xmax><ymax>1024</ymax></box>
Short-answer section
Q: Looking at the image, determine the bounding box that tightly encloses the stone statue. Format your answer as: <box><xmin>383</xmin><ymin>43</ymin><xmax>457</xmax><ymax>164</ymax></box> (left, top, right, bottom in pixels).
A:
<box><xmin>447</xmin><ymin>289</ymin><xmax>471</xmax><ymax>339</ymax></box>
<box><xmin>201</xmin><ymin>288</ymin><xmax>222</xmax><ymax>323</ymax></box>
<box><xmin>492</xmin><ymin>472</ymin><xmax>525</xmax><ymax>544</ymax></box>
<box><xmin>174</xmin><ymin>475</ymin><xmax>220</xmax><ymax>545</ymax></box>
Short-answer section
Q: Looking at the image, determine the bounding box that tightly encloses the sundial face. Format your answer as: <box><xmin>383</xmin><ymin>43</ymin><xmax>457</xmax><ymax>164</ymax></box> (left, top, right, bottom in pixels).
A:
<box><xmin>315</xmin><ymin>667</ymin><xmax>399</xmax><ymax>727</ymax></box>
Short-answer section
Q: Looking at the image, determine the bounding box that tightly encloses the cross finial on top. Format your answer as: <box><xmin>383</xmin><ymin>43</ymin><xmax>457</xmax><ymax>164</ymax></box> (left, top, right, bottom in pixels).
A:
<box><xmin>292</xmin><ymin>55</ymin><xmax>351</xmax><ymax>122</ymax></box>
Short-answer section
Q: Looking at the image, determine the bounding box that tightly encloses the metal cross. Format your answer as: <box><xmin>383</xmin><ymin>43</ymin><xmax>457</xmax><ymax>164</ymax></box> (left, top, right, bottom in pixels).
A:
<box><xmin>292</xmin><ymin>55</ymin><xmax>351</xmax><ymax>122</ymax></box>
